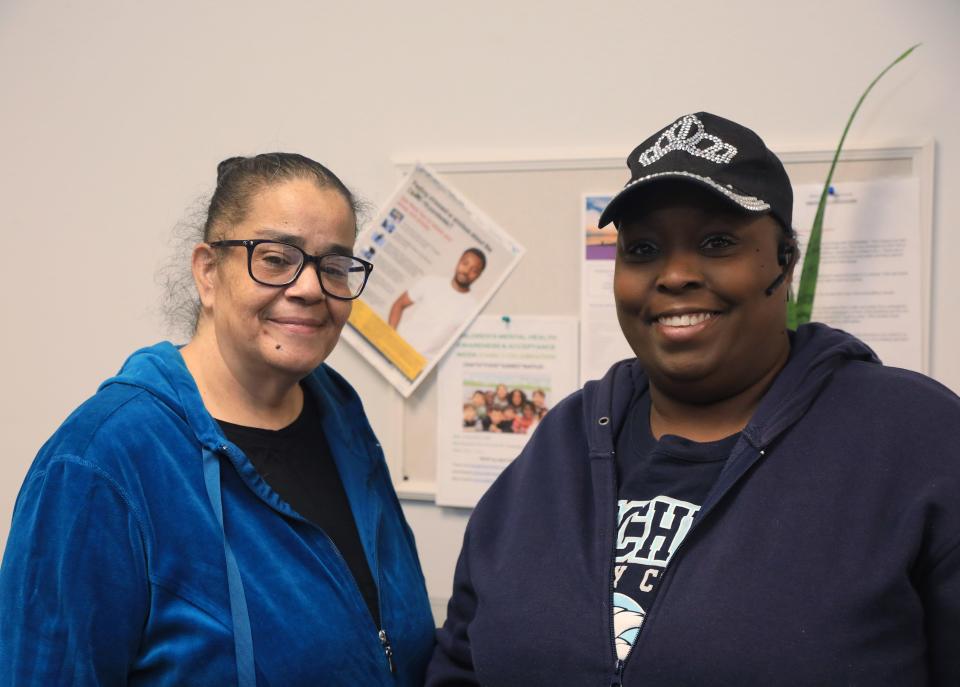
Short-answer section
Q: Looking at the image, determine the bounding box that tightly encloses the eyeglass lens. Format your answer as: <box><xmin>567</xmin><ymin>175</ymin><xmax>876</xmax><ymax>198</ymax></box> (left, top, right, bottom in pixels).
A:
<box><xmin>251</xmin><ymin>242</ymin><xmax>367</xmax><ymax>298</ymax></box>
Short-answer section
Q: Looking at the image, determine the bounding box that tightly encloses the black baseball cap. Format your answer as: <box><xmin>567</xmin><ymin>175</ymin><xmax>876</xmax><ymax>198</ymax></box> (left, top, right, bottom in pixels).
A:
<box><xmin>598</xmin><ymin>112</ymin><xmax>793</xmax><ymax>230</ymax></box>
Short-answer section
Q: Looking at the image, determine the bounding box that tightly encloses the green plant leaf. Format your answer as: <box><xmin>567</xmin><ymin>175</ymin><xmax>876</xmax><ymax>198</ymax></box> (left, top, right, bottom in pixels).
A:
<box><xmin>790</xmin><ymin>43</ymin><xmax>920</xmax><ymax>329</ymax></box>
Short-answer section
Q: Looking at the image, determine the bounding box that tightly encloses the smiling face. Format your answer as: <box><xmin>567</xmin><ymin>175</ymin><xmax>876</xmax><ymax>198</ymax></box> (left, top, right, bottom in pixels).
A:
<box><xmin>453</xmin><ymin>251</ymin><xmax>485</xmax><ymax>290</ymax></box>
<box><xmin>613</xmin><ymin>182</ymin><xmax>793</xmax><ymax>404</ymax></box>
<box><xmin>198</xmin><ymin>177</ymin><xmax>357</xmax><ymax>384</ymax></box>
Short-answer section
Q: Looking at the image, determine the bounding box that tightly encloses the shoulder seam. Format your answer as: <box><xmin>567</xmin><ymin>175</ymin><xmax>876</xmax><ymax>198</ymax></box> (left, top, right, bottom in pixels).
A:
<box><xmin>27</xmin><ymin>454</ymin><xmax>150</xmax><ymax>561</ymax></box>
<box><xmin>72</xmin><ymin>386</ymin><xmax>154</xmax><ymax>456</ymax></box>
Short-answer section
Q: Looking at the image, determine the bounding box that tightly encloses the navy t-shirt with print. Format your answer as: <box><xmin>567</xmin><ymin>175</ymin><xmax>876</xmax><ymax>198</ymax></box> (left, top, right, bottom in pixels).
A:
<box><xmin>612</xmin><ymin>390</ymin><xmax>739</xmax><ymax>661</ymax></box>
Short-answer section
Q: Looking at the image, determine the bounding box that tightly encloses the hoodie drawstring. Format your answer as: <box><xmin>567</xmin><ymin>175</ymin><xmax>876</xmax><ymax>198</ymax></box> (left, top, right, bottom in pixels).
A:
<box><xmin>203</xmin><ymin>447</ymin><xmax>257</xmax><ymax>687</ymax></box>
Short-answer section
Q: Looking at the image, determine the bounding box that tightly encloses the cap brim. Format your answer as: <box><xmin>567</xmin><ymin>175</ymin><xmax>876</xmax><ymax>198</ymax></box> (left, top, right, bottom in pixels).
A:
<box><xmin>597</xmin><ymin>171</ymin><xmax>772</xmax><ymax>228</ymax></box>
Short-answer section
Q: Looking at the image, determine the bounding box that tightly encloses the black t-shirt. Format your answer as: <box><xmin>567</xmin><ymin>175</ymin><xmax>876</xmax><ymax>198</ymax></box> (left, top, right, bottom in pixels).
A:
<box><xmin>216</xmin><ymin>389</ymin><xmax>381</xmax><ymax>626</ymax></box>
<box><xmin>612</xmin><ymin>390</ymin><xmax>739</xmax><ymax>661</ymax></box>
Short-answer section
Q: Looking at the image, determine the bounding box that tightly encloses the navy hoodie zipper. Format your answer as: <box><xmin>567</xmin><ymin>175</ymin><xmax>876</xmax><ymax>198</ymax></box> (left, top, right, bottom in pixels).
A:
<box><xmin>607</xmin><ymin>450</ymin><xmax>635</xmax><ymax>686</ymax></box>
<box><xmin>605</xmin><ymin>442</ymin><xmax>772</xmax><ymax>682</ymax></box>
<box><xmin>608</xmin><ymin>452</ymin><xmax>624</xmax><ymax>684</ymax></box>
<box><xmin>606</xmin><ymin>448</ymin><xmax>689</xmax><ymax>683</ymax></box>
<box><xmin>611</xmin><ymin>659</ymin><xmax>625</xmax><ymax>686</ymax></box>
<box><xmin>598</xmin><ymin>392</ymin><xmax>765</xmax><ymax>683</ymax></box>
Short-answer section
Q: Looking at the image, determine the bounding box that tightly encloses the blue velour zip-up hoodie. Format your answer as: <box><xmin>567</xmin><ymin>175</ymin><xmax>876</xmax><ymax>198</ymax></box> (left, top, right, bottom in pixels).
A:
<box><xmin>0</xmin><ymin>342</ymin><xmax>435</xmax><ymax>686</ymax></box>
<box><xmin>427</xmin><ymin>323</ymin><xmax>960</xmax><ymax>686</ymax></box>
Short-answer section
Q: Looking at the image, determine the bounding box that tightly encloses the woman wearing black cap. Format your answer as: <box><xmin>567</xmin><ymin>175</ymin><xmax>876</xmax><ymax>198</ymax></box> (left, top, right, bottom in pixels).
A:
<box><xmin>426</xmin><ymin>113</ymin><xmax>960</xmax><ymax>686</ymax></box>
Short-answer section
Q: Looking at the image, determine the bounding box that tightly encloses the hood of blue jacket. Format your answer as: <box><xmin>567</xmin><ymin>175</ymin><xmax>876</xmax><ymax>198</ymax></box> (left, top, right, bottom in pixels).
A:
<box><xmin>99</xmin><ymin>341</ymin><xmax>225</xmax><ymax>451</ymax></box>
<box><xmin>97</xmin><ymin>341</ymin><xmax>383</xmax><ymax>514</ymax></box>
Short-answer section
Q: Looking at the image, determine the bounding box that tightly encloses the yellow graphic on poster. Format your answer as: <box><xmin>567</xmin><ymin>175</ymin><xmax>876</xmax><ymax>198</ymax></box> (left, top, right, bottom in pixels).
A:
<box><xmin>348</xmin><ymin>300</ymin><xmax>427</xmax><ymax>381</ymax></box>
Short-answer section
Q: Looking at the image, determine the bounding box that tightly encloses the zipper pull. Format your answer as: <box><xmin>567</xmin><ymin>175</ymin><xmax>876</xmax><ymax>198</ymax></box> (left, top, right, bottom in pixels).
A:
<box><xmin>611</xmin><ymin>658</ymin><xmax>624</xmax><ymax>686</ymax></box>
<box><xmin>378</xmin><ymin>629</ymin><xmax>396</xmax><ymax>674</ymax></box>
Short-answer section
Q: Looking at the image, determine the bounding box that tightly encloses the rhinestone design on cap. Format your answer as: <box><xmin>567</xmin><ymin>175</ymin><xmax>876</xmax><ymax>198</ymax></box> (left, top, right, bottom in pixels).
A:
<box><xmin>637</xmin><ymin>114</ymin><xmax>738</xmax><ymax>167</ymax></box>
<box><xmin>620</xmin><ymin>171</ymin><xmax>770</xmax><ymax>212</ymax></box>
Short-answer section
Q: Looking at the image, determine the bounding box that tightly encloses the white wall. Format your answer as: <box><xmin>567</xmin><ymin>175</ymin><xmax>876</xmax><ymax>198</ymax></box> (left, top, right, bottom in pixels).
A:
<box><xmin>2</xmin><ymin>0</ymin><xmax>958</xmax><ymax>616</ymax></box>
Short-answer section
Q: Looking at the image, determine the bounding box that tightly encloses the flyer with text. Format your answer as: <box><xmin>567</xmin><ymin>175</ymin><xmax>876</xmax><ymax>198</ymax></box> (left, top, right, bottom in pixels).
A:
<box><xmin>342</xmin><ymin>165</ymin><xmax>525</xmax><ymax>396</ymax></box>
<box><xmin>581</xmin><ymin>194</ymin><xmax>634</xmax><ymax>385</ymax></box>
<box><xmin>792</xmin><ymin>178</ymin><xmax>923</xmax><ymax>371</ymax></box>
<box><xmin>435</xmin><ymin>315</ymin><xmax>579</xmax><ymax>508</ymax></box>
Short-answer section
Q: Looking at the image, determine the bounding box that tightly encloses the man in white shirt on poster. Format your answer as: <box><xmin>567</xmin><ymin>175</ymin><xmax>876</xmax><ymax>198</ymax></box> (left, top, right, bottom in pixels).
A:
<box><xmin>389</xmin><ymin>248</ymin><xmax>487</xmax><ymax>359</ymax></box>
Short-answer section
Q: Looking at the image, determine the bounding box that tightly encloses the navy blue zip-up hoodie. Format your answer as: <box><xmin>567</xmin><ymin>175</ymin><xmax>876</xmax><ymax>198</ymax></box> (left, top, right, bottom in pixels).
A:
<box><xmin>427</xmin><ymin>323</ymin><xmax>960</xmax><ymax>686</ymax></box>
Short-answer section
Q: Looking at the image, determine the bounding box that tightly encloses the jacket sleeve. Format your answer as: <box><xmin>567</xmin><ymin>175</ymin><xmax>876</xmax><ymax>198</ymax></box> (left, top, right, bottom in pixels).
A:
<box><xmin>0</xmin><ymin>456</ymin><xmax>149</xmax><ymax>686</ymax></box>
<box><xmin>923</xmin><ymin>532</ymin><xmax>960</xmax><ymax>685</ymax></box>
<box><xmin>424</xmin><ymin>527</ymin><xmax>481</xmax><ymax>686</ymax></box>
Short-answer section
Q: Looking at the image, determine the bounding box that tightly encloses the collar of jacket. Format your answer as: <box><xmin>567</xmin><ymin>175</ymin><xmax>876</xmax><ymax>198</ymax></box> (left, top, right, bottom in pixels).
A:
<box><xmin>97</xmin><ymin>341</ymin><xmax>385</xmax><ymax>521</ymax></box>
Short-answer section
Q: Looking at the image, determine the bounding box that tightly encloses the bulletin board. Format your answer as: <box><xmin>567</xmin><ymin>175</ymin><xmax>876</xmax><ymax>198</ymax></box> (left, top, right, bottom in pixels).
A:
<box><xmin>372</xmin><ymin>143</ymin><xmax>934</xmax><ymax>502</ymax></box>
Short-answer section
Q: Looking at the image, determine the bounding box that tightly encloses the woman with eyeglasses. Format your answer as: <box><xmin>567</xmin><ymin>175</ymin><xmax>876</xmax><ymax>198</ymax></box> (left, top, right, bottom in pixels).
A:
<box><xmin>0</xmin><ymin>153</ymin><xmax>435</xmax><ymax>686</ymax></box>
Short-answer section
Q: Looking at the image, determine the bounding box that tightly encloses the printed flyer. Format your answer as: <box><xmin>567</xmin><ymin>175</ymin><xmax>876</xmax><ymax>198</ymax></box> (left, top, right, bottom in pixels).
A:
<box><xmin>434</xmin><ymin>315</ymin><xmax>579</xmax><ymax>508</ymax></box>
<box><xmin>792</xmin><ymin>177</ymin><xmax>923</xmax><ymax>371</ymax></box>
<box><xmin>342</xmin><ymin>165</ymin><xmax>525</xmax><ymax>396</ymax></box>
<box><xmin>581</xmin><ymin>194</ymin><xmax>634</xmax><ymax>385</ymax></box>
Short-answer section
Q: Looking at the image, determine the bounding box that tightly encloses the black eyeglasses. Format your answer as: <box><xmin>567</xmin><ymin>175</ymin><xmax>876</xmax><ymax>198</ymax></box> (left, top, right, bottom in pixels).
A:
<box><xmin>209</xmin><ymin>239</ymin><xmax>373</xmax><ymax>300</ymax></box>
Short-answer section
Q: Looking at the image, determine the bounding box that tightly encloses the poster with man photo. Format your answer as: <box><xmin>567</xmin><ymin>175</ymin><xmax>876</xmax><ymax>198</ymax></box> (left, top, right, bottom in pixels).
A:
<box><xmin>342</xmin><ymin>165</ymin><xmax>525</xmax><ymax>397</ymax></box>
